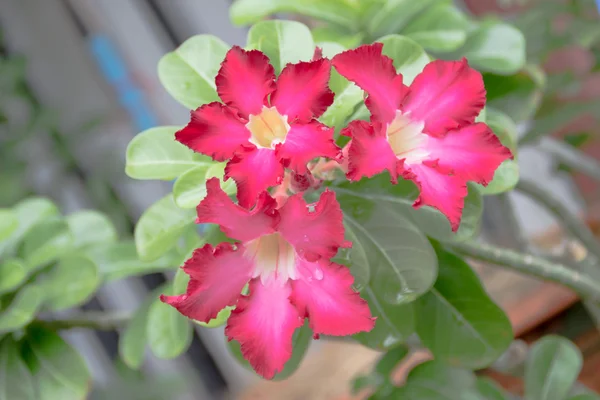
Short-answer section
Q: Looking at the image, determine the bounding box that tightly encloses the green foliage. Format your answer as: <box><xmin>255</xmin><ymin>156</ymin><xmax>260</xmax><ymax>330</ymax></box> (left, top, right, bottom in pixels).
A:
<box><xmin>0</xmin><ymin>337</ymin><xmax>36</xmax><ymax>400</ymax></box>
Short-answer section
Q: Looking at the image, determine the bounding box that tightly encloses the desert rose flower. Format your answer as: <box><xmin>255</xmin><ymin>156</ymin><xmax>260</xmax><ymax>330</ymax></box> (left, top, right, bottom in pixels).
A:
<box><xmin>175</xmin><ymin>46</ymin><xmax>340</xmax><ymax>209</ymax></box>
<box><xmin>332</xmin><ymin>43</ymin><xmax>513</xmax><ymax>230</ymax></box>
<box><xmin>161</xmin><ymin>178</ymin><xmax>374</xmax><ymax>379</ymax></box>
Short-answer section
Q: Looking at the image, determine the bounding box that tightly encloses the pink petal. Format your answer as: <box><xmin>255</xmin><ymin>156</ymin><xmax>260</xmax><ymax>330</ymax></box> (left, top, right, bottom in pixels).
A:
<box><xmin>160</xmin><ymin>243</ymin><xmax>252</xmax><ymax>323</ymax></box>
<box><xmin>405</xmin><ymin>162</ymin><xmax>468</xmax><ymax>232</ymax></box>
<box><xmin>277</xmin><ymin>190</ymin><xmax>349</xmax><ymax>261</ymax></box>
<box><xmin>225</xmin><ymin>147</ymin><xmax>285</xmax><ymax>209</ymax></box>
<box><xmin>225</xmin><ymin>278</ymin><xmax>303</xmax><ymax>379</ymax></box>
<box><xmin>216</xmin><ymin>46</ymin><xmax>276</xmax><ymax>118</ymax></box>
<box><xmin>271</xmin><ymin>58</ymin><xmax>334</xmax><ymax>122</ymax></box>
<box><xmin>290</xmin><ymin>258</ymin><xmax>375</xmax><ymax>336</ymax></box>
<box><xmin>424</xmin><ymin>123</ymin><xmax>513</xmax><ymax>185</ymax></box>
<box><xmin>276</xmin><ymin>121</ymin><xmax>340</xmax><ymax>174</ymax></box>
<box><xmin>175</xmin><ymin>102</ymin><xmax>250</xmax><ymax>162</ymax></box>
<box><xmin>402</xmin><ymin>58</ymin><xmax>486</xmax><ymax>137</ymax></box>
<box><xmin>332</xmin><ymin>43</ymin><xmax>407</xmax><ymax>124</ymax></box>
<box><xmin>341</xmin><ymin>120</ymin><xmax>399</xmax><ymax>183</ymax></box>
<box><xmin>196</xmin><ymin>178</ymin><xmax>278</xmax><ymax>242</ymax></box>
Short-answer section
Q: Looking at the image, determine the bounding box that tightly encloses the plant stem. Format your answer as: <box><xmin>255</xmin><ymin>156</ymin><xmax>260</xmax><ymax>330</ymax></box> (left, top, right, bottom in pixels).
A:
<box><xmin>36</xmin><ymin>311</ymin><xmax>131</xmax><ymax>331</ymax></box>
<box><xmin>516</xmin><ymin>179</ymin><xmax>600</xmax><ymax>262</ymax></box>
<box><xmin>539</xmin><ymin>138</ymin><xmax>600</xmax><ymax>183</ymax></box>
<box><xmin>449</xmin><ymin>241</ymin><xmax>600</xmax><ymax>302</ymax></box>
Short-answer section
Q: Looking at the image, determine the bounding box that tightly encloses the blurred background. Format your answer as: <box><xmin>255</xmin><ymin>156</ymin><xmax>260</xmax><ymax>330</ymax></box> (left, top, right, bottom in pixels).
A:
<box><xmin>1</xmin><ymin>0</ymin><xmax>599</xmax><ymax>399</ymax></box>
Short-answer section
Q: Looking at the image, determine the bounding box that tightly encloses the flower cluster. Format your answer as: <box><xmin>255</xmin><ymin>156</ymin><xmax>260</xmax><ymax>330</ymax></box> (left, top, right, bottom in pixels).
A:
<box><xmin>162</xmin><ymin>43</ymin><xmax>512</xmax><ymax>379</ymax></box>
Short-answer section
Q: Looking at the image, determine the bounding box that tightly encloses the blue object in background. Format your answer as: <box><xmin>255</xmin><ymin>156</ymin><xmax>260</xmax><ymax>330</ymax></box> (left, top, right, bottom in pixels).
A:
<box><xmin>88</xmin><ymin>35</ymin><xmax>158</xmax><ymax>131</ymax></box>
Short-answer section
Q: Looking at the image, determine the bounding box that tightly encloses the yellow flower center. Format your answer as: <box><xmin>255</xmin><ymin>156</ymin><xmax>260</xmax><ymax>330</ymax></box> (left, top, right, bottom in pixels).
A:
<box><xmin>386</xmin><ymin>111</ymin><xmax>429</xmax><ymax>165</ymax></box>
<box><xmin>244</xmin><ymin>232</ymin><xmax>296</xmax><ymax>284</ymax></box>
<box><xmin>246</xmin><ymin>106</ymin><xmax>291</xmax><ymax>149</ymax></box>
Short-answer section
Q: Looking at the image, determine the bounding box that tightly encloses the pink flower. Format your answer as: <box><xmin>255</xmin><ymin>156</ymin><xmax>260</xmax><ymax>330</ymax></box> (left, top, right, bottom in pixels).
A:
<box><xmin>332</xmin><ymin>43</ymin><xmax>513</xmax><ymax>231</ymax></box>
<box><xmin>175</xmin><ymin>46</ymin><xmax>341</xmax><ymax>209</ymax></box>
<box><xmin>161</xmin><ymin>178</ymin><xmax>375</xmax><ymax>379</ymax></box>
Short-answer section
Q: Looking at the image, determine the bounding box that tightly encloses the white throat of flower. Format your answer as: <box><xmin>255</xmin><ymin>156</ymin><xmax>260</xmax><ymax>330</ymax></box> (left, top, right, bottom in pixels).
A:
<box><xmin>246</xmin><ymin>106</ymin><xmax>291</xmax><ymax>149</ymax></box>
<box><xmin>244</xmin><ymin>232</ymin><xmax>297</xmax><ymax>284</ymax></box>
<box><xmin>386</xmin><ymin>110</ymin><xmax>429</xmax><ymax>165</ymax></box>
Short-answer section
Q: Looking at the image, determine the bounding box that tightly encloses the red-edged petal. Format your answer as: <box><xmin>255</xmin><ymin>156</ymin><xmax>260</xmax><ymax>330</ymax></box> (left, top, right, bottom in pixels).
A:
<box><xmin>160</xmin><ymin>243</ymin><xmax>252</xmax><ymax>323</ymax></box>
<box><xmin>332</xmin><ymin>43</ymin><xmax>407</xmax><ymax>124</ymax></box>
<box><xmin>225</xmin><ymin>278</ymin><xmax>303</xmax><ymax>379</ymax></box>
<box><xmin>424</xmin><ymin>123</ymin><xmax>513</xmax><ymax>185</ymax></box>
<box><xmin>270</xmin><ymin>58</ymin><xmax>334</xmax><ymax>122</ymax></box>
<box><xmin>225</xmin><ymin>147</ymin><xmax>285</xmax><ymax>209</ymax></box>
<box><xmin>196</xmin><ymin>177</ymin><xmax>278</xmax><ymax>241</ymax></box>
<box><xmin>405</xmin><ymin>162</ymin><xmax>468</xmax><ymax>232</ymax></box>
<box><xmin>175</xmin><ymin>102</ymin><xmax>250</xmax><ymax>162</ymax></box>
<box><xmin>290</xmin><ymin>258</ymin><xmax>375</xmax><ymax>336</ymax></box>
<box><xmin>216</xmin><ymin>46</ymin><xmax>276</xmax><ymax>118</ymax></box>
<box><xmin>402</xmin><ymin>58</ymin><xmax>486</xmax><ymax>137</ymax></box>
<box><xmin>276</xmin><ymin>121</ymin><xmax>340</xmax><ymax>174</ymax></box>
<box><xmin>341</xmin><ymin>120</ymin><xmax>399</xmax><ymax>183</ymax></box>
<box><xmin>277</xmin><ymin>190</ymin><xmax>349</xmax><ymax>261</ymax></box>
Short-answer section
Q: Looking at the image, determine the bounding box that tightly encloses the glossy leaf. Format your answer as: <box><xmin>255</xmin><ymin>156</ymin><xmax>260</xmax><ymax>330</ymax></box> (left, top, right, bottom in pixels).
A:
<box><xmin>21</xmin><ymin>218</ymin><xmax>73</xmax><ymax>271</ymax></box>
<box><xmin>569</xmin><ymin>395</ymin><xmax>600</xmax><ymax>400</ymax></box>
<box><xmin>85</xmin><ymin>240</ymin><xmax>178</xmax><ymax>281</ymax></box>
<box><xmin>0</xmin><ymin>285</ymin><xmax>44</xmax><ymax>334</ymax></box>
<box><xmin>22</xmin><ymin>326</ymin><xmax>90</xmax><ymax>400</ymax></box>
<box><xmin>227</xmin><ymin>320</ymin><xmax>312</xmax><ymax>381</ymax></box>
<box><xmin>333</xmin><ymin>176</ymin><xmax>483</xmax><ymax>243</ymax></box>
<box><xmin>367</xmin><ymin>0</ymin><xmax>438</xmax><ymax>39</ymax></box>
<box><xmin>379</xmin><ymin>35</ymin><xmax>430</xmax><ymax>85</ymax></box>
<box><xmin>66</xmin><ymin>210</ymin><xmax>117</xmax><ymax>248</ymax></box>
<box><xmin>119</xmin><ymin>286</ymin><xmax>167</xmax><ymax>369</ymax></box>
<box><xmin>403</xmin><ymin>2</ymin><xmax>470</xmax><ymax>52</ymax></box>
<box><xmin>134</xmin><ymin>194</ymin><xmax>196</xmax><ymax>262</ymax></box>
<box><xmin>246</xmin><ymin>20</ymin><xmax>314</xmax><ymax>74</ymax></box>
<box><xmin>332</xmin><ymin>221</ymin><xmax>370</xmax><ymax>291</ymax></box>
<box><xmin>0</xmin><ymin>258</ymin><xmax>27</xmax><ymax>295</ymax></box>
<box><xmin>312</xmin><ymin>27</ymin><xmax>363</xmax><ymax>49</ymax></box>
<box><xmin>157</xmin><ymin>34</ymin><xmax>228</xmax><ymax>109</ymax></box>
<box><xmin>125</xmin><ymin>126</ymin><xmax>212</xmax><ymax>181</ymax></box>
<box><xmin>456</xmin><ymin>21</ymin><xmax>526</xmax><ymax>75</ymax></box>
<box><xmin>477</xmin><ymin>377</ymin><xmax>511</xmax><ymax>400</ymax></box>
<box><xmin>195</xmin><ymin>306</ymin><xmax>234</xmax><ymax>329</ymax></box>
<box><xmin>173</xmin><ymin>162</ymin><xmax>235</xmax><ymax>209</ymax></box>
<box><xmin>40</xmin><ymin>255</ymin><xmax>100</xmax><ymax>311</ymax></box>
<box><xmin>393</xmin><ymin>360</ymin><xmax>481</xmax><ymax>399</ymax></box>
<box><xmin>416</xmin><ymin>245</ymin><xmax>513</xmax><ymax>369</ymax></box>
<box><xmin>230</xmin><ymin>0</ymin><xmax>362</xmax><ymax>29</ymax></box>
<box><xmin>147</xmin><ymin>271</ymin><xmax>193</xmax><ymax>359</ymax></box>
<box><xmin>525</xmin><ymin>336</ymin><xmax>583</xmax><ymax>400</ymax></box>
<box><xmin>0</xmin><ymin>208</ymin><xmax>17</xmax><ymax>240</ymax></box>
<box><xmin>0</xmin><ymin>337</ymin><xmax>36</xmax><ymax>400</ymax></box>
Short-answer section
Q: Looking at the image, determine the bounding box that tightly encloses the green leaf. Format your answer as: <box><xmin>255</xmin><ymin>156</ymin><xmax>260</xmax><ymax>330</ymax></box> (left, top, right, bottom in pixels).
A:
<box><xmin>569</xmin><ymin>395</ymin><xmax>600</xmax><ymax>400</ymax></box>
<box><xmin>332</xmin><ymin>221</ymin><xmax>370</xmax><ymax>291</ymax></box>
<box><xmin>230</xmin><ymin>0</ymin><xmax>362</xmax><ymax>29</ymax></box>
<box><xmin>134</xmin><ymin>194</ymin><xmax>195</xmax><ymax>262</ymax></box>
<box><xmin>21</xmin><ymin>217</ymin><xmax>73</xmax><ymax>272</ymax></box>
<box><xmin>525</xmin><ymin>335</ymin><xmax>583</xmax><ymax>400</ymax></box>
<box><xmin>147</xmin><ymin>272</ymin><xmax>192</xmax><ymax>359</ymax></box>
<box><xmin>39</xmin><ymin>255</ymin><xmax>100</xmax><ymax>311</ymax></box>
<box><xmin>455</xmin><ymin>21</ymin><xmax>526</xmax><ymax>75</ymax></box>
<box><xmin>0</xmin><ymin>285</ymin><xmax>44</xmax><ymax>334</ymax></box>
<box><xmin>195</xmin><ymin>306</ymin><xmax>233</xmax><ymax>329</ymax></box>
<box><xmin>173</xmin><ymin>162</ymin><xmax>236</xmax><ymax>209</ymax></box>
<box><xmin>0</xmin><ymin>208</ymin><xmax>17</xmax><ymax>241</ymax></box>
<box><xmin>393</xmin><ymin>360</ymin><xmax>481</xmax><ymax>399</ymax></box>
<box><xmin>119</xmin><ymin>286</ymin><xmax>166</xmax><ymax>369</ymax></box>
<box><xmin>487</xmin><ymin>108</ymin><xmax>518</xmax><ymax>151</ymax></box>
<box><xmin>367</xmin><ymin>0</ymin><xmax>439</xmax><ymax>39</ymax></box>
<box><xmin>416</xmin><ymin>245</ymin><xmax>513</xmax><ymax>369</ymax></box>
<box><xmin>379</xmin><ymin>35</ymin><xmax>431</xmax><ymax>85</ymax></box>
<box><xmin>476</xmin><ymin>377</ymin><xmax>511</xmax><ymax>400</ymax></box>
<box><xmin>312</xmin><ymin>26</ymin><xmax>363</xmax><ymax>48</ymax></box>
<box><xmin>0</xmin><ymin>258</ymin><xmax>27</xmax><ymax>295</ymax></box>
<box><xmin>66</xmin><ymin>210</ymin><xmax>117</xmax><ymax>248</ymax></box>
<box><xmin>402</xmin><ymin>2</ymin><xmax>470</xmax><ymax>52</ymax></box>
<box><xmin>125</xmin><ymin>126</ymin><xmax>211</xmax><ymax>181</ymax></box>
<box><xmin>333</xmin><ymin>176</ymin><xmax>483</xmax><ymax>243</ymax></box>
<box><xmin>157</xmin><ymin>34</ymin><xmax>228</xmax><ymax>109</ymax></box>
<box><xmin>341</xmin><ymin>204</ymin><xmax>437</xmax><ymax>305</ymax></box>
<box><xmin>22</xmin><ymin>326</ymin><xmax>90</xmax><ymax>400</ymax></box>
<box><xmin>0</xmin><ymin>337</ymin><xmax>36</xmax><ymax>400</ymax></box>
<box><xmin>227</xmin><ymin>320</ymin><xmax>312</xmax><ymax>380</ymax></box>
<box><xmin>85</xmin><ymin>240</ymin><xmax>178</xmax><ymax>282</ymax></box>
<box><xmin>352</xmin><ymin>345</ymin><xmax>409</xmax><ymax>395</ymax></box>
<box><xmin>246</xmin><ymin>20</ymin><xmax>314</xmax><ymax>74</ymax></box>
